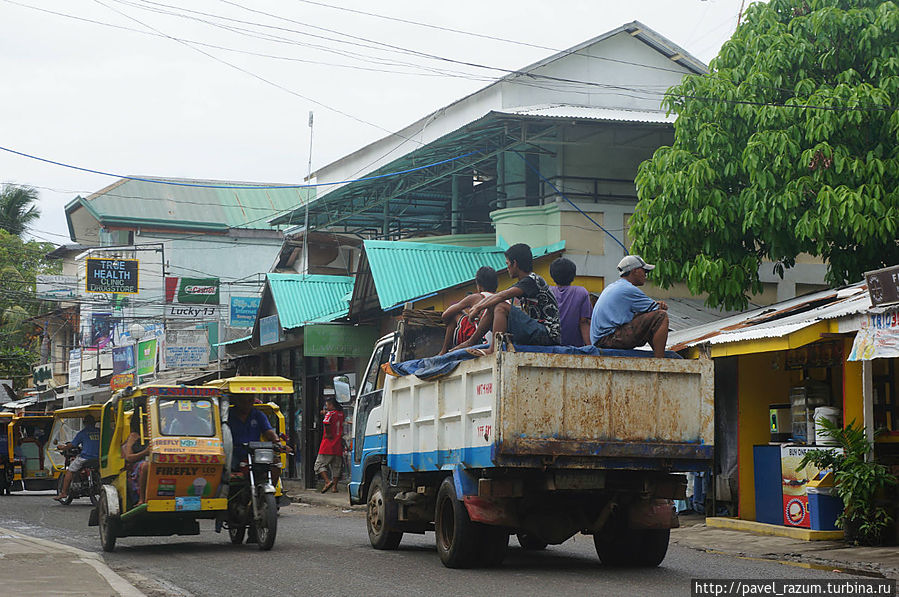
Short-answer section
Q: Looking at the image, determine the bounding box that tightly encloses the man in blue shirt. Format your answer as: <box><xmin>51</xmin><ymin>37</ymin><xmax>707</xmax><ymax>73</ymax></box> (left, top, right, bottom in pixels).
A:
<box><xmin>227</xmin><ymin>395</ymin><xmax>279</xmax><ymax>469</ymax></box>
<box><xmin>54</xmin><ymin>414</ymin><xmax>100</xmax><ymax>502</ymax></box>
<box><xmin>590</xmin><ymin>255</ymin><xmax>669</xmax><ymax>357</ymax></box>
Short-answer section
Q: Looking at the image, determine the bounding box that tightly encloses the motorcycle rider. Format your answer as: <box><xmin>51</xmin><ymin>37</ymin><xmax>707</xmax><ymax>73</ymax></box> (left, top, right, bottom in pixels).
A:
<box><xmin>53</xmin><ymin>414</ymin><xmax>100</xmax><ymax>502</ymax></box>
<box><xmin>227</xmin><ymin>396</ymin><xmax>282</xmax><ymax>486</ymax></box>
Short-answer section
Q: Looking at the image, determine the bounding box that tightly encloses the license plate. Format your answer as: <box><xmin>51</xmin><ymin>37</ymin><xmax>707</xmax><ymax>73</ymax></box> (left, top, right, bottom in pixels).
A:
<box><xmin>175</xmin><ymin>497</ymin><xmax>201</xmax><ymax>511</ymax></box>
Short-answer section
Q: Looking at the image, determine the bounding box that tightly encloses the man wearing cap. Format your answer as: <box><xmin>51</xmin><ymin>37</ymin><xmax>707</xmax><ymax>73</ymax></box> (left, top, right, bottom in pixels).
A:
<box><xmin>589</xmin><ymin>255</ymin><xmax>669</xmax><ymax>358</ymax></box>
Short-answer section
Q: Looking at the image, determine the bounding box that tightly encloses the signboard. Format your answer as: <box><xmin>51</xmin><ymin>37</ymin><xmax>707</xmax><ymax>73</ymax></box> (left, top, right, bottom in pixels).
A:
<box><xmin>848</xmin><ymin>310</ymin><xmax>899</xmax><ymax>361</ymax></box>
<box><xmin>110</xmin><ymin>372</ymin><xmax>135</xmax><ymax>391</ymax></box>
<box><xmin>166</xmin><ymin>304</ymin><xmax>220</xmax><ymax>320</ymax></box>
<box><xmin>164</xmin><ymin>329</ymin><xmax>210</xmax><ymax>368</ymax></box>
<box><xmin>304</xmin><ymin>324</ymin><xmax>380</xmax><ymax>357</ymax></box>
<box><xmin>67</xmin><ymin>349</ymin><xmax>82</xmax><ymax>392</ymax></box>
<box><xmin>259</xmin><ymin>314</ymin><xmax>281</xmax><ymax>346</ymax></box>
<box><xmin>781</xmin><ymin>445</ymin><xmax>841</xmax><ymax>528</ymax></box>
<box><xmin>32</xmin><ymin>363</ymin><xmax>54</xmax><ymax>390</ymax></box>
<box><xmin>137</xmin><ymin>338</ymin><xmax>158</xmax><ymax>377</ymax></box>
<box><xmin>165</xmin><ymin>276</ymin><xmax>220</xmax><ymax>305</ymax></box>
<box><xmin>90</xmin><ymin>313</ymin><xmax>114</xmax><ymax>348</ymax></box>
<box><xmin>86</xmin><ymin>258</ymin><xmax>139</xmax><ymax>294</ymax></box>
<box><xmin>229</xmin><ymin>296</ymin><xmax>260</xmax><ymax>327</ymax></box>
<box><xmin>112</xmin><ymin>344</ymin><xmax>136</xmax><ymax>375</ymax></box>
<box><xmin>866</xmin><ymin>265</ymin><xmax>899</xmax><ymax>308</ymax></box>
<box><xmin>36</xmin><ymin>275</ymin><xmax>78</xmax><ymax>300</ymax></box>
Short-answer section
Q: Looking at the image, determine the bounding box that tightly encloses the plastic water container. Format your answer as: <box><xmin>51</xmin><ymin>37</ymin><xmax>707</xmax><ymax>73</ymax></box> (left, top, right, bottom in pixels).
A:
<box><xmin>814</xmin><ymin>407</ymin><xmax>841</xmax><ymax>445</ymax></box>
<box><xmin>807</xmin><ymin>486</ymin><xmax>843</xmax><ymax>531</ymax></box>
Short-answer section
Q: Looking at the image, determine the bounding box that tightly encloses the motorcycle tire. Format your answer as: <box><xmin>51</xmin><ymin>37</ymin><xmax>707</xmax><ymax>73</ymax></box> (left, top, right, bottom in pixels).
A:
<box><xmin>89</xmin><ymin>470</ymin><xmax>101</xmax><ymax>507</ymax></box>
<box><xmin>255</xmin><ymin>493</ymin><xmax>278</xmax><ymax>551</ymax></box>
<box><xmin>56</xmin><ymin>475</ymin><xmax>73</xmax><ymax>505</ymax></box>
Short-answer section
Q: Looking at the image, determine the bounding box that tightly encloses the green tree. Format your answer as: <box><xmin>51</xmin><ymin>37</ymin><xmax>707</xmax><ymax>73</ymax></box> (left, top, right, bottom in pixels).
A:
<box><xmin>0</xmin><ymin>184</ymin><xmax>40</xmax><ymax>237</ymax></box>
<box><xmin>631</xmin><ymin>0</ymin><xmax>899</xmax><ymax>309</ymax></box>
<box><xmin>0</xmin><ymin>230</ymin><xmax>60</xmax><ymax>383</ymax></box>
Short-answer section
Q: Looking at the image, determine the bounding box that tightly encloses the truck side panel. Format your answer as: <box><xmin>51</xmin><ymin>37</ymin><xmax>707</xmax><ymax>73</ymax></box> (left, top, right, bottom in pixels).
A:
<box><xmin>387</xmin><ymin>360</ymin><xmax>496</xmax><ymax>472</ymax></box>
<box><xmin>497</xmin><ymin>351</ymin><xmax>714</xmax><ymax>465</ymax></box>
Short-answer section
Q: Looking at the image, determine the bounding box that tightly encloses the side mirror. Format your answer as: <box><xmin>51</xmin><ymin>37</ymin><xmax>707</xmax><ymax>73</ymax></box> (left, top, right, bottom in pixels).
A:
<box><xmin>333</xmin><ymin>375</ymin><xmax>352</xmax><ymax>404</ymax></box>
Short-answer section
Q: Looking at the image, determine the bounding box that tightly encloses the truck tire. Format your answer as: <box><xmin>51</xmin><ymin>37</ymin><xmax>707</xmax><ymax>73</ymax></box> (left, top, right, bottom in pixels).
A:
<box><xmin>516</xmin><ymin>533</ymin><xmax>548</xmax><ymax>551</ymax></box>
<box><xmin>594</xmin><ymin>514</ymin><xmax>670</xmax><ymax>567</ymax></box>
<box><xmin>435</xmin><ymin>477</ymin><xmax>481</xmax><ymax>568</ymax></box>
<box><xmin>367</xmin><ymin>474</ymin><xmax>402</xmax><ymax>550</ymax></box>
<box><xmin>479</xmin><ymin>526</ymin><xmax>509</xmax><ymax>567</ymax></box>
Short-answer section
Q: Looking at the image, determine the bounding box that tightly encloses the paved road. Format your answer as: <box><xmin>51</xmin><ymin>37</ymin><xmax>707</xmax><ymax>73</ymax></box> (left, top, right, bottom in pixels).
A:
<box><xmin>1</xmin><ymin>491</ymin><xmax>855</xmax><ymax>597</ymax></box>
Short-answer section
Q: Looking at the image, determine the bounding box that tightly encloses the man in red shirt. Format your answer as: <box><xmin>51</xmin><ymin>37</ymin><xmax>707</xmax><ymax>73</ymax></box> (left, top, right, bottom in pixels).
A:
<box><xmin>315</xmin><ymin>398</ymin><xmax>345</xmax><ymax>493</ymax></box>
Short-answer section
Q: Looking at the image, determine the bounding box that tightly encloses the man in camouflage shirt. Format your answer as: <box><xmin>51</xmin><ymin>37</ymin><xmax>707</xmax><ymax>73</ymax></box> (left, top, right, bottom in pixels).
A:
<box><xmin>459</xmin><ymin>243</ymin><xmax>561</xmax><ymax>355</ymax></box>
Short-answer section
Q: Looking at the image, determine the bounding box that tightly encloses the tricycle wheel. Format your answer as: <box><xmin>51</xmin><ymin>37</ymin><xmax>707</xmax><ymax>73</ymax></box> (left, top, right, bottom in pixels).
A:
<box><xmin>229</xmin><ymin>524</ymin><xmax>246</xmax><ymax>545</ymax></box>
<box><xmin>435</xmin><ymin>477</ymin><xmax>480</xmax><ymax>568</ymax></box>
<box><xmin>56</xmin><ymin>475</ymin><xmax>73</xmax><ymax>505</ymax></box>
<box><xmin>98</xmin><ymin>490</ymin><xmax>119</xmax><ymax>552</ymax></box>
<box><xmin>255</xmin><ymin>493</ymin><xmax>278</xmax><ymax>551</ymax></box>
<box><xmin>366</xmin><ymin>474</ymin><xmax>402</xmax><ymax>550</ymax></box>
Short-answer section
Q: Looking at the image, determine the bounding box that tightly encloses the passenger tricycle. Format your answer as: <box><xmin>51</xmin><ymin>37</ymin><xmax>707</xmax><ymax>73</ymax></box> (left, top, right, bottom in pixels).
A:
<box><xmin>49</xmin><ymin>404</ymin><xmax>104</xmax><ymax>505</ymax></box>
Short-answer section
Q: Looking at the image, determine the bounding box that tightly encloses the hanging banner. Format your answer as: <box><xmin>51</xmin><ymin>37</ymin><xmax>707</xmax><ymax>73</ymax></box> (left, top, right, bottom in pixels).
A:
<box><xmin>230</xmin><ymin>296</ymin><xmax>260</xmax><ymax>327</ymax></box>
<box><xmin>68</xmin><ymin>349</ymin><xmax>82</xmax><ymax>392</ymax></box>
<box><xmin>164</xmin><ymin>329</ymin><xmax>210</xmax><ymax>368</ymax></box>
<box><xmin>112</xmin><ymin>344</ymin><xmax>136</xmax><ymax>375</ymax></box>
<box><xmin>137</xmin><ymin>338</ymin><xmax>158</xmax><ymax>377</ymax></box>
<box><xmin>86</xmin><ymin>258</ymin><xmax>139</xmax><ymax>294</ymax></box>
<box><xmin>848</xmin><ymin>310</ymin><xmax>899</xmax><ymax>361</ymax></box>
<box><xmin>90</xmin><ymin>313</ymin><xmax>114</xmax><ymax>348</ymax></box>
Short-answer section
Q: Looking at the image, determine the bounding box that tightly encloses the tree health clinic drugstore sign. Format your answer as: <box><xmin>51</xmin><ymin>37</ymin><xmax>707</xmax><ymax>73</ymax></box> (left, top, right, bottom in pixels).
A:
<box><xmin>86</xmin><ymin>258</ymin><xmax>139</xmax><ymax>294</ymax></box>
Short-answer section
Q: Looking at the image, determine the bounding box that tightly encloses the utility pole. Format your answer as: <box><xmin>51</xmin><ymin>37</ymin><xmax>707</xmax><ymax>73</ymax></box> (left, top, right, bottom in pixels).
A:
<box><xmin>302</xmin><ymin>111</ymin><xmax>314</xmax><ymax>276</ymax></box>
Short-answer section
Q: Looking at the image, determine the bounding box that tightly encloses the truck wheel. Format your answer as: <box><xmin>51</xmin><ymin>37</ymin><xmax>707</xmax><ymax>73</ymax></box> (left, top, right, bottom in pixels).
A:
<box><xmin>594</xmin><ymin>518</ymin><xmax>670</xmax><ymax>567</ymax></box>
<box><xmin>435</xmin><ymin>477</ymin><xmax>481</xmax><ymax>568</ymax></box>
<box><xmin>479</xmin><ymin>526</ymin><xmax>509</xmax><ymax>567</ymax></box>
<box><xmin>366</xmin><ymin>474</ymin><xmax>402</xmax><ymax>550</ymax></box>
<box><xmin>517</xmin><ymin>533</ymin><xmax>548</xmax><ymax>551</ymax></box>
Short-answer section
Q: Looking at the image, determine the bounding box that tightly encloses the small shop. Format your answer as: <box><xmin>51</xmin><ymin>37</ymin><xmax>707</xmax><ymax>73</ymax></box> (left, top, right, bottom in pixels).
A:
<box><xmin>670</xmin><ymin>281</ymin><xmax>899</xmax><ymax>539</ymax></box>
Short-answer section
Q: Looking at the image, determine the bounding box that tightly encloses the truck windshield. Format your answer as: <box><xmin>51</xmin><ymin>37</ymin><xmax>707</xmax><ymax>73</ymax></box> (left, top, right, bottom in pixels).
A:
<box><xmin>158</xmin><ymin>399</ymin><xmax>215</xmax><ymax>437</ymax></box>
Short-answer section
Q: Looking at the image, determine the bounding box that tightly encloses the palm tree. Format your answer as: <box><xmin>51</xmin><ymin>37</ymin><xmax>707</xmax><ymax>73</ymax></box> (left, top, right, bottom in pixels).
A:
<box><xmin>0</xmin><ymin>184</ymin><xmax>40</xmax><ymax>236</ymax></box>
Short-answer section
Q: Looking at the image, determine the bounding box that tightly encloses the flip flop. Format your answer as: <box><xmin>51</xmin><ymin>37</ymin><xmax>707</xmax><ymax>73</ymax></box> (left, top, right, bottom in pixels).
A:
<box><xmin>320</xmin><ymin>481</ymin><xmax>333</xmax><ymax>493</ymax></box>
<box><xmin>53</xmin><ymin>496</ymin><xmax>66</xmax><ymax>502</ymax></box>
<box><xmin>465</xmin><ymin>348</ymin><xmax>489</xmax><ymax>358</ymax></box>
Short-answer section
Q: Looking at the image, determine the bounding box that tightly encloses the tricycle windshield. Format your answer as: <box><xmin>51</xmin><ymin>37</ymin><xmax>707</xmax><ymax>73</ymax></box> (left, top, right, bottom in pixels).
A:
<box><xmin>157</xmin><ymin>399</ymin><xmax>216</xmax><ymax>437</ymax></box>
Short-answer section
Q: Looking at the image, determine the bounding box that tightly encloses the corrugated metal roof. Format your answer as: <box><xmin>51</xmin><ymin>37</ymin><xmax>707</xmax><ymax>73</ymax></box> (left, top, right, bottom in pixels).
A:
<box><xmin>70</xmin><ymin>177</ymin><xmax>314</xmax><ymax>231</ymax></box>
<box><xmin>494</xmin><ymin>105</ymin><xmax>675</xmax><ymax>124</ymax></box>
<box><xmin>267</xmin><ymin>274</ymin><xmax>355</xmax><ymax>330</ymax></box>
<box><xmin>668</xmin><ymin>283</ymin><xmax>871</xmax><ymax>350</ymax></box>
<box><xmin>364</xmin><ymin>240</ymin><xmax>565</xmax><ymax>310</ymax></box>
<box><xmin>665</xmin><ymin>297</ymin><xmax>753</xmax><ymax>332</ymax></box>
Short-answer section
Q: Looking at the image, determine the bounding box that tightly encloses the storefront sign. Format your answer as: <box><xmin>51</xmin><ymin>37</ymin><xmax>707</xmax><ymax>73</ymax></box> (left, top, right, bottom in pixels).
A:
<box><xmin>229</xmin><ymin>296</ymin><xmax>260</xmax><ymax>327</ymax></box>
<box><xmin>86</xmin><ymin>258</ymin><xmax>139</xmax><ymax>294</ymax></box>
<box><xmin>68</xmin><ymin>349</ymin><xmax>82</xmax><ymax>392</ymax></box>
<box><xmin>110</xmin><ymin>372</ymin><xmax>135</xmax><ymax>391</ymax></box>
<box><xmin>848</xmin><ymin>310</ymin><xmax>899</xmax><ymax>361</ymax></box>
<box><xmin>164</xmin><ymin>329</ymin><xmax>210</xmax><ymax>368</ymax></box>
<box><xmin>785</xmin><ymin>340</ymin><xmax>842</xmax><ymax>370</ymax></box>
<box><xmin>865</xmin><ymin>265</ymin><xmax>899</xmax><ymax>307</ymax></box>
<box><xmin>32</xmin><ymin>363</ymin><xmax>54</xmax><ymax>390</ymax></box>
<box><xmin>166</xmin><ymin>304</ymin><xmax>220</xmax><ymax>320</ymax></box>
<box><xmin>36</xmin><ymin>275</ymin><xmax>78</xmax><ymax>300</ymax></box>
<box><xmin>259</xmin><ymin>315</ymin><xmax>281</xmax><ymax>346</ymax></box>
<box><xmin>137</xmin><ymin>338</ymin><xmax>158</xmax><ymax>376</ymax></box>
<box><xmin>304</xmin><ymin>324</ymin><xmax>379</xmax><ymax>357</ymax></box>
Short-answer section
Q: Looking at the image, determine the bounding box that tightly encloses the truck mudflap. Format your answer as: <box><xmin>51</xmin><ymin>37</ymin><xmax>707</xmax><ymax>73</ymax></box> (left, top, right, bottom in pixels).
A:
<box><xmin>628</xmin><ymin>498</ymin><xmax>680</xmax><ymax>530</ymax></box>
<box><xmin>463</xmin><ymin>496</ymin><xmax>518</xmax><ymax>527</ymax></box>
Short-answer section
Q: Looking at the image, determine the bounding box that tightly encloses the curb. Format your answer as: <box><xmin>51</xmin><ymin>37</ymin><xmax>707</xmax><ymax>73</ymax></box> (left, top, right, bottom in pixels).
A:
<box><xmin>0</xmin><ymin>526</ymin><xmax>145</xmax><ymax>597</ymax></box>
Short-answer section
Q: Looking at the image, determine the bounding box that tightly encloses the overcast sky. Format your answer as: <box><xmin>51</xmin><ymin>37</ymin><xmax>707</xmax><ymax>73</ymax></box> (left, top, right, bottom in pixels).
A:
<box><xmin>0</xmin><ymin>0</ymin><xmax>746</xmax><ymax>245</ymax></box>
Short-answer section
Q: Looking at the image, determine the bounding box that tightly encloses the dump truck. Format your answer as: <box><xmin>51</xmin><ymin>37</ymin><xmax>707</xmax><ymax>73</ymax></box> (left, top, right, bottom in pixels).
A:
<box><xmin>341</xmin><ymin>321</ymin><xmax>713</xmax><ymax>569</ymax></box>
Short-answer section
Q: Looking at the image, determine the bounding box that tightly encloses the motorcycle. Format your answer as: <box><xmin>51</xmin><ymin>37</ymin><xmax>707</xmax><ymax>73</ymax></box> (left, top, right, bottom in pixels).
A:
<box><xmin>222</xmin><ymin>441</ymin><xmax>279</xmax><ymax>550</ymax></box>
<box><xmin>56</xmin><ymin>446</ymin><xmax>101</xmax><ymax>506</ymax></box>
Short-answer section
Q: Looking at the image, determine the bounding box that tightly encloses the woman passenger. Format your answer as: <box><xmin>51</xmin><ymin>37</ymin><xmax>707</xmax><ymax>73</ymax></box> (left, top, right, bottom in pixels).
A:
<box><xmin>123</xmin><ymin>412</ymin><xmax>150</xmax><ymax>505</ymax></box>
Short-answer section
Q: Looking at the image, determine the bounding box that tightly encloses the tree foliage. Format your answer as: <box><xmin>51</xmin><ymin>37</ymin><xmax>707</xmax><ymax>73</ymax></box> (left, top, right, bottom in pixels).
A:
<box><xmin>0</xmin><ymin>184</ymin><xmax>40</xmax><ymax>237</ymax></box>
<box><xmin>631</xmin><ymin>0</ymin><xmax>899</xmax><ymax>309</ymax></box>
<box><xmin>0</xmin><ymin>230</ymin><xmax>60</xmax><ymax>382</ymax></box>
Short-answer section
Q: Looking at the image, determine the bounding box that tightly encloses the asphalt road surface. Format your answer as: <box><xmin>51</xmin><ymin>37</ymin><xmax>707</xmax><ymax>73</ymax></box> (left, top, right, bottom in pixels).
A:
<box><xmin>1</xmin><ymin>490</ymin><xmax>855</xmax><ymax>597</ymax></box>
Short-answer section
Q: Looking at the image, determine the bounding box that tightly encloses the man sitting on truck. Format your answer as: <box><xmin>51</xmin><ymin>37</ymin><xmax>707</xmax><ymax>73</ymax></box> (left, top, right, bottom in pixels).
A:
<box><xmin>458</xmin><ymin>243</ymin><xmax>561</xmax><ymax>355</ymax></box>
<box><xmin>437</xmin><ymin>266</ymin><xmax>499</xmax><ymax>355</ymax></box>
<box><xmin>590</xmin><ymin>255</ymin><xmax>669</xmax><ymax>358</ymax></box>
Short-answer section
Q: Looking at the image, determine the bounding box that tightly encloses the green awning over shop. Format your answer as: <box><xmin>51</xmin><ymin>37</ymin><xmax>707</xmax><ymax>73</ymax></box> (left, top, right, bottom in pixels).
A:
<box><xmin>267</xmin><ymin>274</ymin><xmax>355</xmax><ymax>330</ymax></box>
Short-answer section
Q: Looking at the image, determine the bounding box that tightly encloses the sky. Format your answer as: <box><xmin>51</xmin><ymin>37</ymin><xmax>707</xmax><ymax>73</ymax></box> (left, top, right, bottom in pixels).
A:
<box><xmin>0</xmin><ymin>0</ymin><xmax>748</xmax><ymax>245</ymax></box>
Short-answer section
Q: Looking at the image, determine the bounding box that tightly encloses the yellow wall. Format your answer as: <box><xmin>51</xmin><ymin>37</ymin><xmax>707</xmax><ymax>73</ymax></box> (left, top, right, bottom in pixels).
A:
<box><xmin>842</xmin><ymin>336</ymin><xmax>864</xmax><ymax>429</ymax></box>
<box><xmin>737</xmin><ymin>352</ymin><xmax>797</xmax><ymax>521</ymax></box>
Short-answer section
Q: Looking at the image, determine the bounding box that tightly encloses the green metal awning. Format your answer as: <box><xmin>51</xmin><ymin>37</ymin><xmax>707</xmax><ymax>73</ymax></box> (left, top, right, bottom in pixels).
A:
<box><xmin>267</xmin><ymin>274</ymin><xmax>355</xmax><ymax>330</ymax></box>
